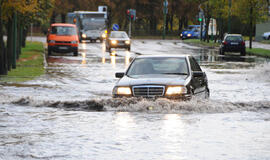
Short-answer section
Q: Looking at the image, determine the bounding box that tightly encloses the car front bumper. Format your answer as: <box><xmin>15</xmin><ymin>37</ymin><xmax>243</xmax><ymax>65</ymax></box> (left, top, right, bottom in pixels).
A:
<box><xmin>48</xmin><ymin>45</ymin><xmax>78</xmax><ymax>53</ymax></box>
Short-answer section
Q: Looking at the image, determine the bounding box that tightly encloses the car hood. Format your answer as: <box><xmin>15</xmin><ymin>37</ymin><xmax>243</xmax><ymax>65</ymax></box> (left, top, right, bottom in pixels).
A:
<box><xmin>109</xmin><ymin>37</ymin><xmax>130</xmax><ymax>41</ymax></box>
<box><xmin>116</xmin><ymin>74</ymin><xmax>188</xmax><ymax>86</ymax></box>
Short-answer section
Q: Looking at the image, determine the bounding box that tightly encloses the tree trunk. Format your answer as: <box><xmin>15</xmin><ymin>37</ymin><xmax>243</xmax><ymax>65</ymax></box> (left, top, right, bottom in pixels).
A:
<box><xmin>170</xmin><ymin>14</ymin><xmax>173</xmax><ymax>31</ymax></box>
<box><xmin>249</xmin><ymin>6</ymin><xmax>253</xmax><ymax>49</ymax></box>
<box><xmin>50</xmin><ymin>11</ymin><xmax>57</xmax><ymax>24</ymax></box>
<box><xmin>6</xmin><ymin>20</ymin><xmax>12</xmax><ymax>71</ymax></box>
<box><xmin>0</xmin><ymin>1</ymin><xmax>7</xmax><ymax>75</ymax></box>
<box><xmin>61</xmin><ymin>13</ymin><xmax>66</xmax><ymax>23</ymax></box>
<box><xmin>22</xmin><ymin>27</ymin><xmax>28</xmax><ymax>48</ymax></box>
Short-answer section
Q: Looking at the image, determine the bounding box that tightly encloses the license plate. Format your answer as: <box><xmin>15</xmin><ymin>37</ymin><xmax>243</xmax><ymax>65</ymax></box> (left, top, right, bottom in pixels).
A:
<box><xmin>59</xmin><ymin>46</ymin><xmax>68</xmax><ymax>50</ymax></box>
<box><xmin>231</xmin><ymin>42</ymin><xmax>239</xmax><ymax>45</ymax></box>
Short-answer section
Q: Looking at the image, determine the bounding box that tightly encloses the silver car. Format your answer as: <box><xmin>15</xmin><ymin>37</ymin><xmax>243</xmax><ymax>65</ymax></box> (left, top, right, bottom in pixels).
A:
<box><xmin>106</xmin><ymin>31</ymin><xmax>131</xmax><ymax>52</ymax></box>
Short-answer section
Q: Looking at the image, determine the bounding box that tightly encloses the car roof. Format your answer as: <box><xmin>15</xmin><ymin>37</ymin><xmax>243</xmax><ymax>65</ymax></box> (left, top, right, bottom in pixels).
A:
<box><xmin>225</xmin><ymin>34</ymin><xmax>242</xmax><ymax>37</ymax></box>
<box><xmin>111</xmin><ymin>31</ymin><xmax>127</xmax><ymax>34</ymax></box>
<box><xmin>51</xmin><ymin>23</ymin><xmax>76</xmax><ymax>27</ymax></box>
<box><xmin>135</xmin><ymin>55</ymin><xmax>190</xmax><ymax>59</ymax></box>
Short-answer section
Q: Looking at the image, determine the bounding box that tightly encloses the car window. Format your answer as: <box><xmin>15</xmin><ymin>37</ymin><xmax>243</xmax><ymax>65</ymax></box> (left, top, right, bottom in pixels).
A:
<box><xmin>225</xmin><ymin>36</ymin><xmax>243</xmax><ymax>41</ymax></box>
<box><xmin>110</xmin><ymin>32</ymin><xmax>128</xmax><ymax>38</ymax></box>
<box><xmin>127</xmin><ymin>57</ymin><xmax>188</xmax><ymax>75</ymax></box>
<box><xmin>51</xmin><ymin>26</ymin><xmax>77</xmax><ymax>35</ymax></box>
<box><xmin>189</xmin><ymin>57</ymin><xmax>202</xmax><ymax>72</ymax></box>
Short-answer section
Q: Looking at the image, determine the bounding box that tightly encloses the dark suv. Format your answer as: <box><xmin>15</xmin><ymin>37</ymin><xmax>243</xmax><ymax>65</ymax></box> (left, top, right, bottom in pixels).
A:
<box><xmin>219</xmin><ymin>34</ymin><xmax>246</xmax><ymax>56</ymax></box>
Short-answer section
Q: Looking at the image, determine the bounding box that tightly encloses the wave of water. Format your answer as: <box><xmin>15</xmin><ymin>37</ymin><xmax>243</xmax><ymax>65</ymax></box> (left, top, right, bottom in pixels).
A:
<box><xmin>4</xmin><ymin>97</ymin><xmax>270</xmax><ymax>114</ymax></box>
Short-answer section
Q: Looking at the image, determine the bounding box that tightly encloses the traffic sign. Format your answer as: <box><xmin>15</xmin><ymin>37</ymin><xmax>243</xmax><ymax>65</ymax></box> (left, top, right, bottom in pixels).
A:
<box><xmin>163</xmin><ymin>0</ymin><xmax>168</xmax><ymax>7</ymax></box>
<box><xmin>112</xmin><ymin>24</ymin><xmax>119</xmax><ymax>31</ymax></box>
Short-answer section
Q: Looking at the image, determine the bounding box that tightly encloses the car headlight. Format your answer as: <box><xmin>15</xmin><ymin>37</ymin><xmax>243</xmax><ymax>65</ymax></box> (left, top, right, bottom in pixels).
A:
<box><xmin>71</xmin><ymin>41</ymin><xmax>77</xmax><ymax>44</ymax></box>
<box><xmin>49</xmin><ymin>40</ymin><xmax>55</xmax><ymax>43</ymax></box>
<box><xmin>102</xmin><ymin>33</ymin><xmax>107</xmax><ymax>38</ymax></box>
<box><xmin>125</xmin><ymin>40</ymin><xmax>130</xmax><ymax>45</ymax></box>
<box><xmin>180</xmin><ymin>34</ymin><xmax>183</xmax><ymax>37</ymax></box>
<box><xmin>111</xmin><ymin>40</ymin><xmax>117</xmax><ymax>45</ymax></box>
<box><xmin>82</xmin><ymin>34</ymin><xmax>86</xmax><ymax>38</ymax></box>
<box><xmin>166</xmin><ymin>86</ymin><xmax>187</xmax><ymax>95</ymax></box>
<box><xmin>116</xmin><ymin>87</ymin><xmax>132</xmax><ymax>95</ymax></box>
<box><xmin>187</xmin><ymin>34</ymin><xmax>191</xmax><ymax>37</ymax></box>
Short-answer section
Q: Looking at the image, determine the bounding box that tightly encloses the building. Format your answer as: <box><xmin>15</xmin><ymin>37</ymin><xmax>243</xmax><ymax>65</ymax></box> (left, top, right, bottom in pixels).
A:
<box><xmin>255</xmin><ymin>0</ymin><xmax>270</xmax><ymax>41</ymax></box>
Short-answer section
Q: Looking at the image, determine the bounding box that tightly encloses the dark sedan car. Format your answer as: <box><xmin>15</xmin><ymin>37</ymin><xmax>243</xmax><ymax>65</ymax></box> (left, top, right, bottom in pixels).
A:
<box><xmin>112</xmin><ymin>55</ymin><xmax>210</xmax><ymax>99</ymax></box>
<box><xmin>219</xmin><ymin>34</ymin><xmax>246</xmax><ymax>56</ymax></box>
<box><xmin>106</xmin><ymin>31</ymin><xmax>131</xmax><ymax>52</ymax></box>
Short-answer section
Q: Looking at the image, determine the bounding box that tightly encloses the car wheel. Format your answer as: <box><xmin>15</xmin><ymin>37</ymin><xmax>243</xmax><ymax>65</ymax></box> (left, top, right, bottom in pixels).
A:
<box><xmin>219</xmin><ymin>48</ymin><xmax>224</xmax><ymax>55</ymax></box>
<box><xmin>73</xmin><ymin>51</ymin><xmax>78</xmax><ymax>56</ymax></box>
<box><xmin>268</xmin><ymin>36</ymin><xmax>270</xmax><ymax>40</ymax></box>
<box><xmin>205</xmin><ymin>89</ymin><xmax>210</xmax><ymax>99</ymax></box>
<box><xmin>127</xmin><ymin>47</ymin><xmax>131</xmax><ymax>51</ymax></box>
<box><xmin>48</xmin><ymin>48</ymin><xmax>52</xmax><ymax>56</ymax></box>
<box><xmin>240</xmin><ymin>50</ymin><xmax>246</xmax><ymax>56</ymax></box>
<box><xmin>100</xmin><ymin>39</ymin><xmax>103</xmax><ymax>43</ymax></box>
<box><xmin>109</xmin><ymin>47</ymin><xmax>111</xmax><ymax>53</ymax></box>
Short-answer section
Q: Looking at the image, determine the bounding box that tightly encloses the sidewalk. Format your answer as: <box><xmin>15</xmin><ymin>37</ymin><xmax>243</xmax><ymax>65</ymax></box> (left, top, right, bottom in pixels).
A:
<box><xmin>247</xmin><ymin>41</ymin><xmax>270</xmax><ymax>50</ymax></box>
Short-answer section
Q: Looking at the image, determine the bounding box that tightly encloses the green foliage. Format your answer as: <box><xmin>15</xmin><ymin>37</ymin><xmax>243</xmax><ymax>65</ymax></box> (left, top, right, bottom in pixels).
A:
<box><xmin>0</xmin><ymin>42</ymin><xmax>45</xmax><ymax>82</ymax></box>
<box><xmin>246</xmin><ymin>48</ymin><xmax>270</xmax><ymax>57</ymax></box>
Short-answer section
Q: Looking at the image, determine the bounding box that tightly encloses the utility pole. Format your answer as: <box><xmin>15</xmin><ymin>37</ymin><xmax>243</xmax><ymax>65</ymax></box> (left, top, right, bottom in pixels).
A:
<box><xmin>163</xmin><ymin>0</ymin><xmax>168</xmax><ymax>40</ymax></box>
<box><xmin>228</xmin><ymin>0</ymin><xmax>232</xmax><ymax>34</ymax></box>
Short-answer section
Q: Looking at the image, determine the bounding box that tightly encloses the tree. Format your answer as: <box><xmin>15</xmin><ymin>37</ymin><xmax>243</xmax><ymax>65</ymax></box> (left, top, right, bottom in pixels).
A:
<box><xmin>232</xmin><ymin>0</ymin><xmax>268</xmax><ymax>48</ymax></box>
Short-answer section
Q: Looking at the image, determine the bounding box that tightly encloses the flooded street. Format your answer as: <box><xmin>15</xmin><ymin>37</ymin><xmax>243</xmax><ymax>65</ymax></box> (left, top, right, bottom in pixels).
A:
<box><xmin>0</xmin><ymin>39</ymin><xmax>270</xmax><ymax>159</ymax></box>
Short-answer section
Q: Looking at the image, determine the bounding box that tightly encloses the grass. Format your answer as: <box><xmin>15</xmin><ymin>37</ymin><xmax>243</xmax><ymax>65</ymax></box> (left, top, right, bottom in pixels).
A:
<box><xmin>261</xmin><ymin>40</ymin><xmax>270</xmax><ymax>44</ymax></box>
<box><xmin>246</xmin><ymin>48</ymin><xmax>270</xmax><ymax>58</ymax></box>
<box><xmin>183</xmin><ymin>39</ymin><xmax>220</xmax><ymax>47</ymax></box>
<box><xmin>0</xmin><ymin>41</ymin><xmax>45</xmax><ymax>82</ymax></box>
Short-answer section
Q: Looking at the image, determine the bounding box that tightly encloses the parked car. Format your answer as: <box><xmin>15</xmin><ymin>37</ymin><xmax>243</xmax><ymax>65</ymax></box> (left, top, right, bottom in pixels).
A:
<box><xmin>47</xmin><ymin>23</ymin><xmax>79</xmax><ymax>56</ymax></box>
<box><xmin>219</xmin><ymin>34</ymin><xmax>246</xmax><ymax>56</ymax></box>
<box><xmin>180</xmin><ymin>25</ymin><xmax>203</xmax><ymax>39</ymax></box>
<box><xmin>106</xmin><ymin>31</ymin><xmax>131</xmax><ymax>52</ymax></box>
<box><xmin>112</xmin><ymin>55</ymin><xmax>210</xmax><ymax>100</ymax></box>
<box><xmin>262</xmin><ymin>32</ymin><xmax>270</xmax><ymax>40</ymax></box>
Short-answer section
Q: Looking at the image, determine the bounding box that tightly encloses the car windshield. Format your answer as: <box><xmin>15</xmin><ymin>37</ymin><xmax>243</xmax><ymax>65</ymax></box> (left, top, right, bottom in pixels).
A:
<box><xmin>51</xmin><ymin>26</ymin><xmax>77</xmax><ymax>36</ymax></box>
<box><xmin>110</xmin><ymin>32</ymin><xmax>128</xmax><ymax>38</ymax></box>
<box><xmin>225</xmin><ymin>36</ymin><xmax>243</xmax><ymax>41</ymax></box>
<box><xmin>127</xmin><ymin>57</ymin><xmax>189</xmax><ymax>76</ymax></box>
<box><xmin>82</xmin><ymin>18</ymin><xmax>105</xmax><ymax>30</ymax></box>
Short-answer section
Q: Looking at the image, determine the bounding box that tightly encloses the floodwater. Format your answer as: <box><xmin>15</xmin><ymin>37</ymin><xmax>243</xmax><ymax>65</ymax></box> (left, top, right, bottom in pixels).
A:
<box><xmin>0</xmin><ymin>39</ymin><xmax>270</xmax><ymax>160</ymax></box>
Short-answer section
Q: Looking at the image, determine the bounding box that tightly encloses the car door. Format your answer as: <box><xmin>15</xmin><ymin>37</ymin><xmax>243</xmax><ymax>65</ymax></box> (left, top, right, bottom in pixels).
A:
<box><xmin>189</xmin><ymin>57</ymin><xmax>206</xmax><ymax>95</ymax></box>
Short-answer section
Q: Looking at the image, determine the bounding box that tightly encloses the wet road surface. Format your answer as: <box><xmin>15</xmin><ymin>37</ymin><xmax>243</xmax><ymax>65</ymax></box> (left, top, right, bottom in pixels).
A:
<box><xmin>0</xmin><ymin>39</ymin><xmax>270</xmax><ymax>160</ymax></box>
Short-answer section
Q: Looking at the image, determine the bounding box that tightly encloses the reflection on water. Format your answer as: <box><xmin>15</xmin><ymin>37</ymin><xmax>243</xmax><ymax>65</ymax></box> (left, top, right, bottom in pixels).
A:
<box><xmin>110</xmin><ymin>51</ymin><xmax>116</xmax><ymax>67</ymax></box>
<box><xmin>125</xmin><ymin>51</ymin><xmax>131</xmax><ymax>67</ymax></box>
<box><xmin>81</xmin><ymin>52</ymin><xmax>87</xmax><ymax>66</ymax></box>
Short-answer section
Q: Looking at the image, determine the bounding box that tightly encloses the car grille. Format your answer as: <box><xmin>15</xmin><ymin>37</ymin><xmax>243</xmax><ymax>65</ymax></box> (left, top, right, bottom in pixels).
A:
<box><xmin>55</xmin><ymin>41</ymin><xmax>71</xmax><ymax>44</ymax></box>
<box><xmin>132</xmin><ymin>86</ymin><xmax>165</xmax><ymax>97</ymax></box>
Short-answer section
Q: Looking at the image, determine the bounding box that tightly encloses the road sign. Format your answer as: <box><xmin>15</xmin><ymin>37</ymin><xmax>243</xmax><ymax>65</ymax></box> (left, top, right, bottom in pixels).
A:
<box><xmin>163</xmin><ymin>0</ymin><xmax>168</xmax><ymax>7</ymax></box>
<box><xmin>112</xmin><ymin>24</ymin><xmax>119</xmax><ymax>31</ymax></box>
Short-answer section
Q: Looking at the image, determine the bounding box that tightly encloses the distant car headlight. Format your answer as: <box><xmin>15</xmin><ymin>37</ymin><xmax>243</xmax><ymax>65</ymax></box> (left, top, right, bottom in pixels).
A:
<box><xmin>187</xmin><ymin>34</ymin><xmax>191</xmax><ymax>37</ymax></box>
<box><xmin>82</xmin><ymin>33</ymin><xmax>87</xmax><ymax>38</ymax></box>
<box><xmin>166</xmin><ymin>86</ymin><xmax>187</xmax><ymax>95</ymax></box>
<box><xmin>116</xmin><ymin>87</ymin><xmax>132</xmax><ymax>95</ymax></box>
<box><xmin>180</xmin><ymin>34</ymin><xmax>183</xmax><ymax>37</ymax></box>
<box><xmin>71</xmin><ymin>41</ymin><xmax>77</xmax><ymax>44</ymax></box>
<box><xmin>125</xmin><ymin>40</ymin><xmax>130</xmax><ymax>45</ymax></box>
<box><xmin>49</xmin><ymin>40</ymin><xmax>55</xmax><ymax>43</ymax></box>
<box><xmin>111</xmin><ymin>40</ymin><xmax>117</xmax><ymax>45</ymax></box>
<box><xmin>102</xmin><ymin>33</ymin><xmax>107</xmax><ymax>38</ymax></box>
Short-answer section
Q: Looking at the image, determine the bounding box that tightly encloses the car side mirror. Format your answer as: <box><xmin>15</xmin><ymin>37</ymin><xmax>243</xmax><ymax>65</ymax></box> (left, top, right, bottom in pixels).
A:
<box><xmin>115</xmin><ymin>72</ymin><xmax>125</xmax><ymax>78</ymax></box>
<box><xmin>193</xmin><ymin>71</ymin><xmax>204</xmax><ymax>77</ymax></box>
